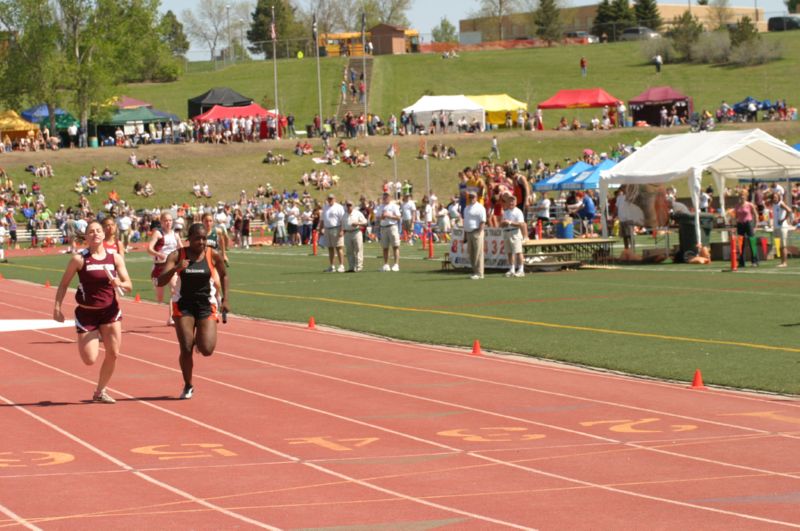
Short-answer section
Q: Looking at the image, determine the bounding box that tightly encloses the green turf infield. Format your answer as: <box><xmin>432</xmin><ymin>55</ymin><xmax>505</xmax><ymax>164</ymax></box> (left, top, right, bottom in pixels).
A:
<box><xmin>4</xmin><ymin>243</ymin><xmax>800</xmax><ymax>395</ymax></box>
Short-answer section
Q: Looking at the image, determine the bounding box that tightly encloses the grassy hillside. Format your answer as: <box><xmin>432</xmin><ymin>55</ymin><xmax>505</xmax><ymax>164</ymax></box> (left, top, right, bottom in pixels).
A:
<box><xmin>3</xmin><ymin>122</ymin><xmax>798</xmax><ymax>214</ymax></box>
<box><xmin>120</xmin><ymin>31</ymin><xmax>800</xmax><ymax>128</ymax></box>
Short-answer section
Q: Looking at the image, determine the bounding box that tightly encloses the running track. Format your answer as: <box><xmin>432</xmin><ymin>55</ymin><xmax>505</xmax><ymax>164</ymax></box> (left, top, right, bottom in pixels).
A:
<box><xmin>1</xmin><ymin>279</ymin><xmax>799</xmax><ymax>530</ymax></box>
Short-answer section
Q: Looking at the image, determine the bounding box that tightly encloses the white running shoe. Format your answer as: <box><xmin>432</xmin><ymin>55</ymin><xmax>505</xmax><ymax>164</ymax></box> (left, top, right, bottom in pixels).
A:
<box><xmin>381</xmin><ymin>264</ymin><xmax>390</xmax><ymax>272</ymax></box>
<box><xmin>505</xmin><ymin>270</ymin><xmax>514</xmax><ymax>278</ymax></box>
<box><xmin>470</xmin><ymin>274</ymin><xmax>482</xmax><ymax>280</ymax></box>
<box><xmin>391</xmin><ymin>264</ymin><xmax>400</xmax><ymax>272</ymax></box>
<box><xmin>515</xmin><ymin>271</ymin><xmax>525</xmax><ymax>278</ymax></box>
<box><xmin>92</xmin><ymin>389</ymin><xmax>116</xmax><ymax>404</ymax></box>
<box><xmin>324</xmin><ymin>266</ymin><xmax>334</xmax><ymax>273</ymax></box>
<box><xmin>180</xmin><ymin>385</ymin><xmax>194</xmax><ymax>400</ymax></box>
<box><xmin>337</xmin><ymin>265</ymin><xmax>345</xmax><ymax>273</ymax></box>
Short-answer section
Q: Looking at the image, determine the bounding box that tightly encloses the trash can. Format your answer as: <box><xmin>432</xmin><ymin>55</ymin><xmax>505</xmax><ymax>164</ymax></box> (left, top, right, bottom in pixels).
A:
<box><xmin>305</xmin><ymin>125</ymin><xmax>314</xmax><ymax>138</ymax></box>
<box><xmin>89</xmin><ymin>136</ymin><xmax>99</xmax><ymax>148</ymax></box>
<box><xmin>673</xmin><ymin>212</ymin><xmax>714</xmax><ymax>262</ymax></box>
<box><xmin>555</xmin><ymin>217</ymin><xmax>574</xmax><ymax>239</ymax></box>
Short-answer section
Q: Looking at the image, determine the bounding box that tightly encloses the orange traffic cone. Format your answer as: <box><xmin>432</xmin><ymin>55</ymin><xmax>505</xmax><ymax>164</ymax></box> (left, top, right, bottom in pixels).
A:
<box><xmin>0</xmin><ymin>272</ymin><xmax>4</xmax><ymax>280</ymax></box>
<box><xmin>134</xmin><ymin>293</ymin><xmax>141</xmax><ymax>303</ymax></box>
<box><xmin>471</xmin><ymin>339</ymin><xmax>482</xmax><ymax>356</ymax></box>
<box><xmin>689</xmin><ymin>369</ymin><xmax>707</xmax><ymax>390</ymax></box>
<box><xmin>308</xmin><ymin>316</ymin><xmax>316</xmax><ymax>330</ymax></box>
<box><xmin>44</xmin><ymin>279</ymin><xmax>51</xmax><ymax>288</ymax></box>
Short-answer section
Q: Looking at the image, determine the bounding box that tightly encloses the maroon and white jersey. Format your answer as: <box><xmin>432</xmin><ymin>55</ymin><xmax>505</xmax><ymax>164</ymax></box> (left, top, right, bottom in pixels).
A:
<box><xmin>75</xmin><ymin>249</ymin><xmax>117</xmax><ymax>308</ymax></box>
<box><xmin>152</xmin><ymin>229</ymin><xmax>179</xmax><ymax>264</ymax></box>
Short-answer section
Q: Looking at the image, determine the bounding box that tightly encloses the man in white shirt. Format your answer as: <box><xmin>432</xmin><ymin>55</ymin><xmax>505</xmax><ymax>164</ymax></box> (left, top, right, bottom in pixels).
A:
<box><xmin>400</xmin><ymin>194</ymin><xmax>417</xmax><ymax>244</ymax></box>
<box><xmin>285</xmin><ymin>201</ymin><xmax>300</xmax><ymax>245</ymax></box>
<box><xmin>501</xmin><ymin>194</ymin><xmax>527</xmax><ymax>277</ymax></box>
<box><xmin>343</xmin><ymin>199</ymin><xmax>367</xmax><ymax>272</ymax></box>
<box><xmin>376</xmin><ymin>192</ymin><xmax>401</xmax><ymax>271</ymax></box>
<box><xmin>117</xmin><ymin>212</ymin><xmax>133</xmax><ymax>251</ymax></box>
<box><xmin>463</xmin><ymin>190</ymin><xmax>487</xmax><ymax>279</ymax></box>
<box><xmin>321</xmin><ymin>194</ymin><xmax>346</xmax><ymax>272</ymax></box>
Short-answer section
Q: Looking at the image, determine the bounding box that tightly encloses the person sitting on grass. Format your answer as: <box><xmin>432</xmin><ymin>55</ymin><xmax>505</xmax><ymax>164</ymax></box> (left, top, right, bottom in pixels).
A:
<box><xmin>192</xmin><ymin>182</ymin><xmax>202</xmax><ymax>198</ymax></box>
<box><xmin>141</xmin><ymin>180</ymin><xmax>154</xmax><ymax>198</ymax></box>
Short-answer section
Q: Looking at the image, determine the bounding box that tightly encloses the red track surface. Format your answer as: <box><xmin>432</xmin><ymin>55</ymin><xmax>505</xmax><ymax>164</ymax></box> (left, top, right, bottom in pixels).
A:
<box><xmin>1</xmin><ymin>278</ymin><xmax>799</xmax><ymax>530</ymax></box>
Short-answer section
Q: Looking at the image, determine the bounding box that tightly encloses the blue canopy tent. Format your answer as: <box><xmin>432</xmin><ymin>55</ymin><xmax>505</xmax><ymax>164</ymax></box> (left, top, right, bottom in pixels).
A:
<box><xmin>561</xmin><ymin>159</ymin><xmax>618</xmax><ymax>190</ymax></box>
<box><xmin>533</xmin><ymin>161</ymin><xmax>592</xmax><ymax>192</ymax></box>
<box><xmin>794</xmin><ymin>143</ymin><xmax>800</xmax><ymax>151</ymax></box>
<box><xmin>21</xmin><ymin>104</ymin><xmax>69</xmax><ymax>123</ymax></box>
<box><xmin>152</xmin><ymin>109</ymin><xmax>181</xmax><ymax>122</ymax></box>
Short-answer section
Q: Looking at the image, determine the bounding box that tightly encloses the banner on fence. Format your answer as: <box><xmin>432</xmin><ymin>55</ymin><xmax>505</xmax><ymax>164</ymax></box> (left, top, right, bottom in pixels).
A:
<box><xmin>449</xmin><ymin>228</ymin><xmax>510</xmax><ymax>269</ymax></box>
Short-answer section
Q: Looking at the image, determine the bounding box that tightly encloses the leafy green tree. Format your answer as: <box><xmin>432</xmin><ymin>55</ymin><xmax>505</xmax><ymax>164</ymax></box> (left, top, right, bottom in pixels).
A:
<box><xmin>247</xmin><ymin>0</ymin><xmax>303</xmax><ymax>58</ymax></box>
<box><xmin>592</xmin><ymin>0</ymin><xmax>616</xmax><ymax>41</ymax></box>
<box><xmin>729</xmin><ymin>15</ymin><xmax>759</xmax><ymax>47</ymax></box>
<box><xmin>432</xmin><ymin>17</ymin><xmax>458</xmax><ymax>43</ymax></box>
<box><xmin>611</xmin><ymin>0</ymin><xmax>637</xmax><ymax>35</ymax></box>
<box><xmin>667</xmin><ymin>10</ymin><xmax>703</xmax><ymax>60</ymax></box>
<box><xmin>634</xmin><ymin>0</ymin><xmax>662</xmax><ymax>30</ymax></box>
<box><xmin>533</xmin><ymin>0</ymin><xmax>563</xmax><ymax>45</ymax></box>
<box><xmin>159</xmin><ymin>10</ymin><xmax>189</xmax><ymax>57</ymax></box>
<box><xmin>787</xmin><ymin>0</ymin><xmax>799</xmax><ymax>13</ymax></box>
<box><xmin>0</xmin><ymin>0</ymin><xmax>68</xmax><ymax>134</ymax></box>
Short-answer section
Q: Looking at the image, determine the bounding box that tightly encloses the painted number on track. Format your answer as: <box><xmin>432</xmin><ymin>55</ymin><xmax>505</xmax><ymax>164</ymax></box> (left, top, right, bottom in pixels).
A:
<box><xmin>437</xmin><ymin>427</ymin><xmax>546</xmax><ymax>442</ymax></box>
<box><xmin>0</xmin><ymin>451</ymin><xmax>75</xmax><ymax>468</ymax></box>
<box><xmin>285</xmin><ymin>437</ymin><xmax>380</xmax><ymax>452</ymax></box>
<box><xmin>580</xmin><ymin>418</ymin><xmax>697</xmax><ymax>433</ymax></box>
<box><xmin>130</xmin><ymin>443</ymin><xmax>237</xmax><ymax>461</ymax></box>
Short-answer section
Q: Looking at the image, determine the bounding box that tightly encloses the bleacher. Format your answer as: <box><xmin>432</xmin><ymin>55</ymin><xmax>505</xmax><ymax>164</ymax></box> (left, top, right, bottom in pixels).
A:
<box><xmin>14</xmin><ymin>228</ymin><xmax>64</xmax><ymax>246</ymax></box>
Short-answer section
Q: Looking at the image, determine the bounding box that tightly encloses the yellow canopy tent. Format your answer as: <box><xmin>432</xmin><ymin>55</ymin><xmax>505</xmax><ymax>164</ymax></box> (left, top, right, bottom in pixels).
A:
<box><xmin>0</xmin><ymin>110</ymin><xmax>39</xmax><ymax>141</ymax></box>
<box><xmin>467</xmin><ymin>94</ymin><xmax>528</xmax><ymax>126</ymax></box>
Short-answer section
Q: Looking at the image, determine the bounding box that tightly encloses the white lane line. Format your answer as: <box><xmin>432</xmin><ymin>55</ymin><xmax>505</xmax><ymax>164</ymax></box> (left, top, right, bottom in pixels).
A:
<box><xmin>0</xmin><ymin>504</ymin><xmax>41</xmax><ymax>531</ymax></box>
<box><xmin>5</xmin><ymin>283</ymin><xmax>800</xmax><ymax>411</ymax></box>
<box><xmin>0</xmin><ymin>390</ymin><xmax>280</xmax><ymax>530</ymax></box>
<box><xmin>0</xmin><ymin>344</ymin><xmax>536</xmax><ymax>530</ymax></box>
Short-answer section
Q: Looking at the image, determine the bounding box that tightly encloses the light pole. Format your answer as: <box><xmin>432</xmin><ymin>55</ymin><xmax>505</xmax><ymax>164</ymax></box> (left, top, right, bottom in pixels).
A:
<box><xmin>239</xmin><ymin>18</ymin><xmax>245</xmax><ymax>62</ymax></box>
<box><xmin>226</xmin><ymin>4</ymin><xmax>232</xmax><ymax>64</ymax></box>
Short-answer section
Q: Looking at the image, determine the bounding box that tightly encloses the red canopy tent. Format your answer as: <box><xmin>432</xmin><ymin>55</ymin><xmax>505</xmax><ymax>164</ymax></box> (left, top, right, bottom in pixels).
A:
<box><xmin>628</xmin><ymin>86</ymin><xmax>692</xmax><ymax>126</ymax></box>
<box><xmin>537</xmin><ymin>88</ymin><xmax>620</xmax><ymax>109</ymax></box>
<box><xmin>195</xmin><ymin>103</ymin><xmax>274</xmax><ymax>121</ymax></box>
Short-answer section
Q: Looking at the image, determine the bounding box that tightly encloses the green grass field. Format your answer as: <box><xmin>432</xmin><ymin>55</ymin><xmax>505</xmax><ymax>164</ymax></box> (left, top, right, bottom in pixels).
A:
<box><xmin>117</xmin><ymin>31</ymin><xmax>800</xmax><ymax>128</ymax></box>
<box><xmin>3</xmin><ymin>244</ymin><xmax>800</xmax><ymax>395</ymax></box>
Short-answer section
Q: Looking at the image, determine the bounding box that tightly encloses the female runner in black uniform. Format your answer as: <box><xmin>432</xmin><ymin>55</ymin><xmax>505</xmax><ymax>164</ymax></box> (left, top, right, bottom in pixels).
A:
<box><xmin>54</xmin><ymin>220</ymin><xmax>132</xmax><ymax>403</ymax></box>
<box><xmin>158</xmin><ymin>223</ymin><xmax>229</xmax><ymax>399</ymax></box>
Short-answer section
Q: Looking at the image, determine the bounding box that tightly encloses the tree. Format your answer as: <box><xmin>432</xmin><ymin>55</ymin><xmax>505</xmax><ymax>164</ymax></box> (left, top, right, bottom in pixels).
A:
<box><xmin>667</xmin><ymin>10</ymin><xmax>703</xmax><ymax>60</ymax></box>
<box><xmin>432</xmin><ymin>17</ymin><xmax>458</xmax><ymax>42</ymax></box>
<box><xmin>611</xmin><ymin>0</ymin><xmax>636</xmax><ymax>34</ymax></box>
<box><xmin>533</xmin><ymin>0</ymin><xmax>563</xmax><ymax>45</ymax></box>
<box><xmin>475</xmin><ymin>0</ymin><xmax>521</xmax><ymax>41</ymax></box>
<box><xmin>634</xmin><ymin>0</ymin><xmax>662</xmax><ymax>30</ymax></box>
<box><xmin>0</xmin><ymin>0</ymin><xmax>68</xmax><ymax>134</ymax></box>
<box><xmin>787</xmin><ymin>0</ymin><xmax>799</xmax><ymax>13</ymax></box>
<box><xmin>247</xmin><ymin>0</ymin><xmax>304</xmax><ymax>58</ymax></box>
<box><xmin>182</xmin><ymin>0</ymin><xmax>228</xmax><ymax>60</ymax></box>
<box><xmin>592</xmin><ymin>0</ymin><xmax>616</xmax><ymax>40</ymax></box>
<box><xmin>707</xmin><ymin>0</ymin><xmax>732</xmax><ymax>30</ymax></box>
<box><xmin>729</xmin><ymin>15</ymin><xmax>759</xmax><ymax>47</ymax></box>
<box><xmin>159</xmin><ymin>10</ymin><xmax>189</xmax><ymax>57</ymax></box>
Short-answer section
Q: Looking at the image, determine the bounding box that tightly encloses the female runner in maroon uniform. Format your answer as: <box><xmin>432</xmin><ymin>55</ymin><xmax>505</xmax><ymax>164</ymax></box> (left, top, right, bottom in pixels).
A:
<box><xmin>148</xmin><ymin>212</ymin><xmax>182</xmax><ymax>325</ymax></box>
<box><xmin>102</xmin><ymin>216</ymin><xmax>125</xmax><ymax>257</ymax></box>
<box><xmin>158</xmin><ymin>223</ymin><xmax>229</xmax><ymax>399</ymax></box>
<box><xmin>53</xmin><ymin>220</ymin><xmax>132</xmax><ymax>403</ymax></box>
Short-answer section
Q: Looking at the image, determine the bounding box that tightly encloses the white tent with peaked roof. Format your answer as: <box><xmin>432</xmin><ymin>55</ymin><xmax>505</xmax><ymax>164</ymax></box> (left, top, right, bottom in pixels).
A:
<box><xmin>599</xmin><ymin>129</ymin><xmax>800</xmax><ymax>242</ymax></box>
<box><xmin>402</xmin><ymin>95</ymin><xmax>485</xmax><ymax>132</ymax></box>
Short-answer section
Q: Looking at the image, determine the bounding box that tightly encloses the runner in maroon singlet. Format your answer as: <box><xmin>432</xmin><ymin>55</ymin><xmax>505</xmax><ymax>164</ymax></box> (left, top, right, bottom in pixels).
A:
<box><xmin>102</xmin><ymin>216</ymin><xmax>125</xmax><ymax>257</ymax></box>
<box><xmin>147</xmin><ymin>212</ymin><xmax>182</xmax><ymax>325</ymax></box>
<box><xmin>158</xmin><ymin>223</ymin><xmax>229</xmax><ymax>399</ymax></box>
<box><xmin>53</xmin><ymin>220</ymin><xmax>132</xmax><ymax>404</ymax></box>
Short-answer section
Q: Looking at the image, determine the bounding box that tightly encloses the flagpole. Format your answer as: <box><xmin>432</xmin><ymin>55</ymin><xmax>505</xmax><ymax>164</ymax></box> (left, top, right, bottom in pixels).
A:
<box><xmin>271</xmin><ymin>5</ymin><xmax>280</xmax><ymax>140</ymax></box>
<box><xmin>313</xmin><ymin>14</ymin><xmax>323</xmax><ymax>130</ymax></box>
<box><xmin>361</xmin><ymin>12</ymin><xmax>368</xmax><ymax>137</ymax></box>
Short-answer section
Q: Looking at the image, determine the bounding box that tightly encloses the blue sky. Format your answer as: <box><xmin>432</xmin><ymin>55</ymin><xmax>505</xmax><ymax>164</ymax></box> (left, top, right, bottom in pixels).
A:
<box><xmin>160</xmin><ymin>0</ymin><xmax>789</xmax><ymax>57</ymax></box>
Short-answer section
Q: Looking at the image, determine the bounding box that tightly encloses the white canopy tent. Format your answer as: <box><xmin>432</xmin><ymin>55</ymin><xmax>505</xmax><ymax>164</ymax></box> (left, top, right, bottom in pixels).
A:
<box><xmin>599</xmin><ymin>129</ymin><xmax>800</xmax><ymax>243</ymax></box>
<box><xmin>402</xmin><ymin>95</ymin><xmax>485</xmax><ymax>132</ymax></box>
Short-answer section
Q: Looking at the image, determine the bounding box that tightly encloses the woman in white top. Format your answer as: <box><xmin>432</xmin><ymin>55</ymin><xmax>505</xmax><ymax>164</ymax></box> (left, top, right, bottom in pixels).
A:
<box><xmin>148</xmin><ymin>212</ymin><xmax>183</xmax><ymax>325</ymax></box>
<box><xmin>771</xmin><ymin>192</ymin><xmax>793</xmax><ymax>268</ymax></box>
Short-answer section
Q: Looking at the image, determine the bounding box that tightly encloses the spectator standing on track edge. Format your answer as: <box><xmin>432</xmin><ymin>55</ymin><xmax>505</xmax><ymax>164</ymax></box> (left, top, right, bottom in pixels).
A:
<box><xmin>321</xmin><ymin>193</ymin><xmax>346</xmax><ymax>272</ymax></box>
<box><xmin>463</xmin><ymin>190</ymin><xmax>486</xmax><ymax>280</ymax></box>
